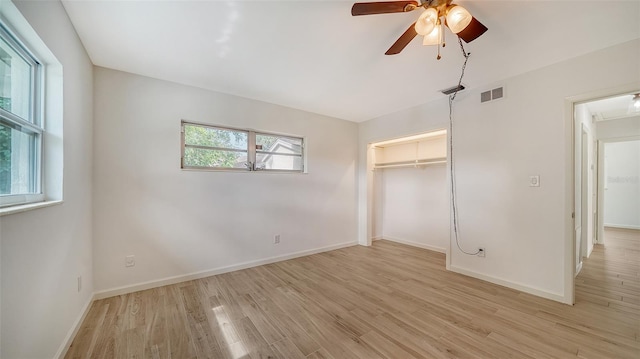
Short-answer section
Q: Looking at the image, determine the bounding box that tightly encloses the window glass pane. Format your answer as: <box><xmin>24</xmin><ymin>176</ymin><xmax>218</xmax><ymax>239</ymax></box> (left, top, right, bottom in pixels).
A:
<box><xmin>184</xmin><ymin>124</ymin><xmax>247</xmax><ymax>150</ymax></box>
<box><xmin>184</xmin><ymin>147</ymin><xmax>247</xmax><ymax>169</ymax></box>
<box><xmin>256</xmin><ymin>153</ymin><xmax>303</xmax><ymax>171</ymax></box>
<box><xmin>0</xmin><ymin>35</ymin><xmax>31</xmax><ymax>121</ymax></box>
<box><xmin>256</xmin><ymin>134</ymin><xmax>302</xmax><ymax>155</ymax></box>
<box><xmin>0</xmin><ymin>122</ymin><xmax>37</xmax><ymax>195</ymax></box>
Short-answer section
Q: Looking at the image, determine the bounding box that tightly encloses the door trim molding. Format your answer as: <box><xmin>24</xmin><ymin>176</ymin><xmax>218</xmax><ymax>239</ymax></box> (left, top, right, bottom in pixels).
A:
<box><xmin>564</xmin><ymin>82</ymin><xmax>640</xmax><ymax>305</ymax></box>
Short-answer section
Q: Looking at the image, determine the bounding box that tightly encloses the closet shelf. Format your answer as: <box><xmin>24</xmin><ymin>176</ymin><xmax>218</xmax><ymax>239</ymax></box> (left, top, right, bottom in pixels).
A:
<box><xmin>373</xmin><ymin>157</ymin><xmax>447</xmax><ymax>170</ymax></box>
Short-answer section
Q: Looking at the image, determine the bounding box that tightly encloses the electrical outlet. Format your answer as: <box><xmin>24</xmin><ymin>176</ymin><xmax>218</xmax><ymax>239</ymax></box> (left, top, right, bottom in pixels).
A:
<box><xmin>77</xmin><ymin>276</ymin><xmax>82</xmax><ymax>292</ymax></box>
<box><xmin>125</xmin><ymin>255</ymin><xmax>135</xmax><ymax>267</ymax></box>
<box><xmin>477</xmin><ymin>247</ymin><xmax>486</xmax><ymax>257</ymax></box>
<box><xmin>274</xmin><ymin>234</ymin><xmax>280</xmax><ymax>244</ymax></box>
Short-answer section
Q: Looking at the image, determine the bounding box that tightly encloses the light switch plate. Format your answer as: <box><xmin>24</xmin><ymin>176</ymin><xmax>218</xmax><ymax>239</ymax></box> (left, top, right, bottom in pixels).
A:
<box><xmin>529</xmin><ymin>175</ymin><xmax>540</xmax><ymax>187</ymax></box>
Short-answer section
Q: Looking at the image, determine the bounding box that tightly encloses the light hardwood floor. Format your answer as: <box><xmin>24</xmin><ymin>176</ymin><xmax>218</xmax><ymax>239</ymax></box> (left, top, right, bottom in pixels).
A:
<box><xmin>66</xmin><ymin>229</ymin><xmax>639</xmax><ymax>358</ymax></box>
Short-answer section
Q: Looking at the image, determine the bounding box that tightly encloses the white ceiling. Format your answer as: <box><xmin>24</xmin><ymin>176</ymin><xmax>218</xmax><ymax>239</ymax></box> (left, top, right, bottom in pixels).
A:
<box><xmin>585</xmin><ymin>93</ymin><xmax>640</xmax><ymax>122</ymax></box>
<box><xmin>61</xmin><ymin>0</ymin><xmax>640</xmax><ymax>122</ymax></box>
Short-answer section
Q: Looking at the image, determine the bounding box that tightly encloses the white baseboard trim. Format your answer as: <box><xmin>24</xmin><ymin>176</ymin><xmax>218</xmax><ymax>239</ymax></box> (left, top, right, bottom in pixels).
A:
<box><xmin>381</xmin><ymin>236</ymin><xmax>447</xmax><ymax>254</ymax></box>
<box><xmin>575</xmin><ymin>261</ymin><xmax>584</xmax><ymax>277</ymax></box>
<box><xmin>449</xmin><ymin>265</ymin><xmax>569</xmax><ymax>304</ymax></box>
<box><xmin>94</xmin><ymin>241</ymin><xmax>358</xmax><ymax>300</ymax></box>
<box><xmin>604</xmin><ymin>224</ymin><xmax>640</xmax><ymax>230</ymax></box>
<box><xmin>55</xmin><ymin>293</ymin><xmax>95</xmax><ymax>359</ymax></box>
<box><xmin>371</xmin><ymin>236</ymin><xmax>383</xmax><ymax>241</ymax></box>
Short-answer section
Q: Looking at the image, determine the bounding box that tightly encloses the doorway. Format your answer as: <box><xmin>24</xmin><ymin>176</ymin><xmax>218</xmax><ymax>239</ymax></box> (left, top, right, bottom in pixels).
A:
<box><xmin>573</xmin><ymin>91</ymin><xmax>640</xmax><ymax>300</ymax></box>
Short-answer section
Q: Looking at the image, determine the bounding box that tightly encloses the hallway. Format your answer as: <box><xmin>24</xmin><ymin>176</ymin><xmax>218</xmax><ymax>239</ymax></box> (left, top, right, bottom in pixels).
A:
<box><xmin>575</xmin><ymin>227</ymin><xmax>639</xmax><ymax>341</ymax></box>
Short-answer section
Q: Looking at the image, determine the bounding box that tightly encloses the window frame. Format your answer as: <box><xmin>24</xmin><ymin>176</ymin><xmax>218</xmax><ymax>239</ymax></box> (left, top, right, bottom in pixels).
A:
<box><xmin>253</xmin><ymin>131</ymin><xmax>304</xmax><ymax>172</ymax></box>
<box><xmin>180</xmin><ymin>120</ymin><xmax>305</xmax><ymax>173</ymax></box>
<box><xmin>180</xmin><ymin>121</ymin><xmax>250</xmax><ymax>172</ymax></box>
<box><xmin>0</xmin><ymin>21</ymin><xmax>44</xmax><ymax>208</ymax></box>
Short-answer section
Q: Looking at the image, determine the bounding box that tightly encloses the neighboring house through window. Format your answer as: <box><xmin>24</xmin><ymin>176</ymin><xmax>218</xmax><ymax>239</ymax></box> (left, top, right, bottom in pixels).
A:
<box><xmin>181</xmin><ymin>121</ymin><xmax>305</xmax><ymax>173</ymax></box>
<box><xmin>254</xmin><ymin>133</ymin><xmax>303</xmax><ymax>171</ymax></box>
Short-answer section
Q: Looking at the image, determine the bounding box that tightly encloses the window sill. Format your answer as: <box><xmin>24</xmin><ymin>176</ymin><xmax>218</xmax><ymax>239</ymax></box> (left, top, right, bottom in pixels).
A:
<box><xmin>0</xmin><ymin>200</ymin><xmax>63</xmax><ymax>217</ymax></box>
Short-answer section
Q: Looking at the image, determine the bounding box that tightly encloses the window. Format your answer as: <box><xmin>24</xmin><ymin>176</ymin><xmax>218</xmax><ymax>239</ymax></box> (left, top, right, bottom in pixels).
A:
<box><xmin>181</xmin><ymin>121</ymin><xmax>304</xmax><ymax>172</ymax></box>
<box><xmin>255</xmin><ymin>132</ymin><xmax>304</xmax><ymax>171</ymax></box>
<box><xmin>0</xmin><ymin>23</ymin><xmax>43</xmax><ymax>207</ymax></box>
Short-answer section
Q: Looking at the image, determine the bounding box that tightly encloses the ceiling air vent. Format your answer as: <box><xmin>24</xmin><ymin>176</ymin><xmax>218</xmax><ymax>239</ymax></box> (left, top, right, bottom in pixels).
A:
<box><xmin>441</xmin><ymin>85</ymin><xmax>465</xmax><ymax>95</ymax></box>
<box><xmin>481</xmin><ymin>86</ymin><xmax>504</xmax><ymax>103</ymax></box>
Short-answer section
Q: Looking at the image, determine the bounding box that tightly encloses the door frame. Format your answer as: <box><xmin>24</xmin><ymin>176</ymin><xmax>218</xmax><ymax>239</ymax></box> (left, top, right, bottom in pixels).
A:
<box><xmin>564</xmin><ymin>82</ymin><xmax>640</xmax><ymax>305</ymax></box>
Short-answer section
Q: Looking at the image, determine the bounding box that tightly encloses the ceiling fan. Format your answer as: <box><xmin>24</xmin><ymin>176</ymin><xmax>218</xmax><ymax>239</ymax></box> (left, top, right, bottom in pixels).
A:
<box><xmin>351</xmin><ymin>0</ymin><xmax>487</xmax><ymax>57</ymax></box>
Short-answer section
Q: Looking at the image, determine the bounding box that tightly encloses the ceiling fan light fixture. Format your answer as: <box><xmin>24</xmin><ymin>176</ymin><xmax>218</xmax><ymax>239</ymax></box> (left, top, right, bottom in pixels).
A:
<box><xmin>422</xmin><ymin>23</ymin><xmax>442</xmax><ymax>46</ymax></box>
<box><xmin>350</xmin><ymin>0</ymin><xmax>488</xmax><ymax>55</ymax></box>
<box><xmin>415</xmin><ymin>7</ymin><xmax>438</xmax><ymax>36</ymax></box>
<box><xmin>445</xmin><ymin>5</ymin><xmax>472</xmax><ymax>34</ymax></box>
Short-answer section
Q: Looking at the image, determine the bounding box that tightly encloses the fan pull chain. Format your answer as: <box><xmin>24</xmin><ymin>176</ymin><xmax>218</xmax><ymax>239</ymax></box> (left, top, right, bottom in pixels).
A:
<box><xmin>437</xmin><ymin>22</ymin><xmax>444</xmax><ymax>60</ymax></box>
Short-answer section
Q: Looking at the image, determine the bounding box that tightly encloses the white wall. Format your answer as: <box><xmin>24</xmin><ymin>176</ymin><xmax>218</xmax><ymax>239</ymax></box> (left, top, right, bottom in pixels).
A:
<box><xmin>376</xmin><ymin>166</ymin><xmax>449</xmax><ymax>251</ymax></box>
<box><xmin>604</xmin><ymin>140</ymin><xmax>640</xmax><ymax>229</ymax></box>
<box><xmin>372</xmin><ymin>169</ymin><xmax>384</xmax><ymax>238</ymax></box>
<box><xmin>596</xmin><ymin>116</ymin><xmax>640</xmax><ymax>141</ymax></box>
<box><xmin>372</xmin><ymin>136</ymin><xmax>449</xmax><ymax>251</ymax></box>
<box><xmin>0</xmin><ymin>1</ymin><xmax>94</xmax><ymax>358</ymax></box>
<box><xmin>93</xmin><ymin>67</ymin><xmax>358</xmax><ymax>293</ymax></box>
<box><xmin>359</xmin><ymin>39</ymin><xmax>640</xmax><ymax>303</ymax></box>
<box><xmin>595</xmin><ymin>116</ymin><xmax>640</xmax><ymax>240</ymax></box>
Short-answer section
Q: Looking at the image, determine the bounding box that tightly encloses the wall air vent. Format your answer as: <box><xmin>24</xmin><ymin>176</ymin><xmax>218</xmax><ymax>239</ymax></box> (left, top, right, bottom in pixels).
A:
<box><xmin>481</xmin><ymin>86</ymin><xmax>504</xmax><ymax>103</ymax></box>
<box><xmin>492</xmin><ymin>87</ymin><xmax>503</xmax><ymax>100</ymax></box>
<box><xmin>441</xmin><ymin>84</ymin><xmax>465</xmax><ymax>95</ymax></box>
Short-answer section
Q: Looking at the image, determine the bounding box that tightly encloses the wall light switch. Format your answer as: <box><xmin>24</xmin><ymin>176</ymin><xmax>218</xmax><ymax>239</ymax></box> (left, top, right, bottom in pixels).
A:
<box><xmin>529</xmin><ymin>175</ymin><xmax>540</xmax><ymax>187</ymax></box>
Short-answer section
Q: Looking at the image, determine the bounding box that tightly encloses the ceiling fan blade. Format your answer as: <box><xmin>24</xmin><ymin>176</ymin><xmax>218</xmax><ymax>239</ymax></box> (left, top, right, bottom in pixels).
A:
<box><xmin>456</xmin><ymin>17</ymin><xmax>488</xmax><ymax>43</ymax></box>
<box><xmin>351</xmin><ymin>1</ymin><xmax>419</xmax><ymax>16</ymax></box>
<box><xmin>385</xmin><ymin>22</ymin><xmax>417</xmax><ymax>55</ymax></box>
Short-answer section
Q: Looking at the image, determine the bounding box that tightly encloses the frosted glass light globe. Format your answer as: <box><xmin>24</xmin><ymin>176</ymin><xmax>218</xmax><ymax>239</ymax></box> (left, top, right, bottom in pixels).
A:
<box><xmin>415</xmin><ymin>8</ymin><xmax>439</xmax><ymax>36</ymax></box>
<box><xmin>446</xmin><ymin>5</ymin><xmax>472</xmax><ymax>34</ymax></box>
<box><xmin>422</xmin><ymin>24</ymin><xmax>442</xmax><ymax>46</ymax></box>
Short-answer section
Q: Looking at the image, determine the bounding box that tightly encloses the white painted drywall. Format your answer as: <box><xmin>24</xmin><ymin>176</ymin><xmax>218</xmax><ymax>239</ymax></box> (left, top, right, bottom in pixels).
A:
<box><xmin>372</xmin><ymin>168</ymin><xmax>384</xmax><ymax>239</ymax></box>
<box><xmin>0</xmin><ymin>1</ymin><xmax>94</xmax><ymax>358</ymax></box>
<box><xmin>359</xmin><ymin>39</ymin><xmax>640</xmax><ymax>302</ymax></box>
<box><xmin>377</xmin><ymin>166</ymin><xmax>449</xmax><ymax>251</ymax></box>
<box><xmin>596</xmin><ymin>116</ymin><xmax>640</xmax><ymax>140</ymax></box>
<box><xmin>372</xmin><ymin>136</ymin><xmax>449</xmax><ymax>251</ymax></box>
<box><xmin>604</xmin><ymin>140</ymin><xmax>640</xmax><ymax>229</ymax></box>
<box><xmin>92</xmin><ymin>67</ymin><xmax>358</xmax><ymax>292</ymax></box>
<box><xmin>595</xmin><ymin>116</ymin><xmax>640</xmax><ymax>241</ymax></box>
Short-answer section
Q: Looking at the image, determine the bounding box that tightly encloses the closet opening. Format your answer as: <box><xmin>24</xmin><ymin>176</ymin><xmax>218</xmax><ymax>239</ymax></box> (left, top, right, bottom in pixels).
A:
<box><xmin>366</xmin><ymin>129</ymin><xmax>450</xmax><ymax>262</ymax></box>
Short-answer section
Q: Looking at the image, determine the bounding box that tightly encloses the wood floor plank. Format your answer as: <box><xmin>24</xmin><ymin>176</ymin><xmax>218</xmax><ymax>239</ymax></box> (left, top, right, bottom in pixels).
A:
<box><xmin>306</xmin><ymin>348</ymin><xmax>335</xmax><ymax>359</ymax></box>
<box><xmin>245</xmin><ymin>293</ymin><xmax>321</xmax><ymax>356</ymax></box>
<box><xmin>270</xmin><ymin>337</ymin><xmax>307</xmax><ymax>359</ymax></box>
<box><xmin>352</xmin><ymin>309</ymin><xmax>453</xmax><ymax>359</ymax></box>
<box><xmin>66</xmin><ymin>228</ymin><xmax>640</xmax><ymax>359</ymax></box>
<box><xmin>66</xmin><ymin>300</ymin><xmax>109</xmax><ymax>358</ymax></box>
<box><xmin>204</xmin><ymin>295</ymin><xmax>240</xmax><ymax>359</ymax></box>
<box><xmin>234</xmin><ymin>316</ymin><xmax>279</xmax><ymax>359</ymax></box>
